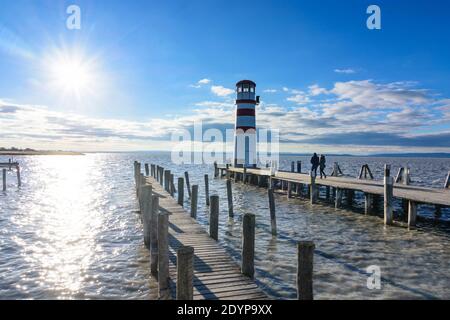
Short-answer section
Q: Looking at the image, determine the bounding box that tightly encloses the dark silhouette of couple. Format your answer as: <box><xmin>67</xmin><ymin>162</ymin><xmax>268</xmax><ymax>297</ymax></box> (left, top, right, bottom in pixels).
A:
<box><xmin>310</xmin><ymin>153</ymin><xmax>327</xmax><ymax>179</ymax></box>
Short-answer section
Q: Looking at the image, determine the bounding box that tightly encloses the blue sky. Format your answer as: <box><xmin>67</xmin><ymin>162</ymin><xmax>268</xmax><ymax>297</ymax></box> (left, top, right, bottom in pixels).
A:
<box><xmin>1</xmin><ymin>0</ymin><xmax>450</xmax><ymax>153</ymax></box>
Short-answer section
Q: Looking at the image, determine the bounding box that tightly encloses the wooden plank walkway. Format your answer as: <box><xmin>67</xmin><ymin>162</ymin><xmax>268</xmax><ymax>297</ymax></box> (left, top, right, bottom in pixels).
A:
<box><xmin>144</xmin><ymin>176</ymin><xmax>268</xmax><ymax>300</ymax></box>
<box><xmin>222</xmin><ymin>167</ymin><xmax>450</xmax><ymax>207</ymax></box>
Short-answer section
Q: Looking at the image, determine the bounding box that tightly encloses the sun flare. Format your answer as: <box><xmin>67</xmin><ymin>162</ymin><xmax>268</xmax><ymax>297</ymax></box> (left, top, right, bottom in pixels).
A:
<box><xmin>45</xmin><ymin>48</ymin><xmax>100</xmax><ymax>100</ymax></box>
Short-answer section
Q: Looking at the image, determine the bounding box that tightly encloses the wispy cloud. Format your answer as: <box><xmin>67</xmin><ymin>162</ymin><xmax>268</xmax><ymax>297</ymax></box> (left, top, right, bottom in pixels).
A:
<box><xmin>334</xmin><ymin>68</ymin><xmax>356</xmax><ymax>74</ymax></box>
<box><xmin>264</xmin><ymin>89</ymin><xmax>278</xmax><ymax>93</ymax></box>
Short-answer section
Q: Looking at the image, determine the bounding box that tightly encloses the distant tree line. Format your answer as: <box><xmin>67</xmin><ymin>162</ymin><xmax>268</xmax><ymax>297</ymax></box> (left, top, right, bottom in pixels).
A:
<box><xmin>0</xmin><ymin>147</ymin><xmax>36</xmax><ymax>151</ymax></box>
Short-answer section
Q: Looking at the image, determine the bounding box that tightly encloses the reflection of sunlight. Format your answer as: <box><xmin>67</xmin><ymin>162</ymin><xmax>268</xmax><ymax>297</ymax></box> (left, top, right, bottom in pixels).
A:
<box><xmin>25</xmin><ymin>156</ymin><xmax>102</xmax><ymax>298</ymax></box>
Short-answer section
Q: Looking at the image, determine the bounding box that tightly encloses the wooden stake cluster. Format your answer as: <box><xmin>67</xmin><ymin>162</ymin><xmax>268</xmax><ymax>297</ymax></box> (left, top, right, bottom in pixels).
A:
<box><xmin>358</xmin><ymin>164</ymin><xmax>374</xmax><ymax>180</ymax></box>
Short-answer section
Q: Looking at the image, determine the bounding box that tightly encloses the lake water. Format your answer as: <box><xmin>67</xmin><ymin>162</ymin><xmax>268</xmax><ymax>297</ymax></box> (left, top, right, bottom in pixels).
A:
<box><xmin>1</xmin><ymin>152</ymin><xmax>449</xmax><ymax>299</ymax></box>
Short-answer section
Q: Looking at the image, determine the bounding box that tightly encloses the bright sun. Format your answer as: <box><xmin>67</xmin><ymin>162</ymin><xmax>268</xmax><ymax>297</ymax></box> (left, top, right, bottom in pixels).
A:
<box><xmin>45</xmin><ymin>48</ymin><xmax>99</xmax><ymax>100</ymax></box>
<box><xmin>50</xmin><ymin>56</ymin><xmax>92</xmax><ymax>96</ymax></box>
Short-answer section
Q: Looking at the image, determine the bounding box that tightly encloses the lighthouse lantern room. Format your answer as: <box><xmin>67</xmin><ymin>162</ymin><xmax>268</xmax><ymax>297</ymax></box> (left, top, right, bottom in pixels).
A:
<box><xmin>234</xmin><ymin>80</ymin><xmax>259</xmax><ymax>168</ymax></box>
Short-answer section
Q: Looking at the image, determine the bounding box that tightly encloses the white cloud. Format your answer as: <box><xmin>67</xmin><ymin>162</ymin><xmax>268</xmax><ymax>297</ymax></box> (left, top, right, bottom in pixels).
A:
<box><xmin>190</xmin><ymin>78</ymin><xmax>212</xmax><ymax>88</ymax></box>
<box><xmin>263</xmin><ymin>89</ymin><xmax>277</xmax><ymax>93</ymax></box>
<box><xmin>334</xmin><ymin>68</ymin><xmax>356</xmax><ymax>74</ymax></box>
<box><xmin>211</xmin><ymin>85</ymin><xmax>234</xmax><ymax>97</ymax></box>
<box><xmin>308</xmin><ymin>84</ymin><xmax>328</xmax><ymax>96</ymax></box>
<box><xmin>282</xmin><ymin>87</ymin><xmax>289</xmax><ymax>92</ymax></box>
<box><xmin>287</xmin><ymin>91</ymin><xmax>310</xmax><ymax>105</ymax></box>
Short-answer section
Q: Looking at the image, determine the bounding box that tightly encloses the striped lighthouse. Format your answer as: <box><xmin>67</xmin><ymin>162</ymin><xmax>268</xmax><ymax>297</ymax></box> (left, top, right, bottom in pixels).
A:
<box><xmin>234</xmin><ymin>80</ymin><xmax>260</xmax><ymax>168</ymax></box>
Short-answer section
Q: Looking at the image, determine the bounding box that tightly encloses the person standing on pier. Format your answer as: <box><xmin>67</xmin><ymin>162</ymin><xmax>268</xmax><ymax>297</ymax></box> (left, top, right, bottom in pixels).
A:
<box><xmin>319</xmin><ymin>155</ymin><xmax>327</xmax><ymax>179</ymax></box>
<box><xmin>310</xmin><ymin>153</ymin><xmax>319</xmax><ymax>177</ymax></box>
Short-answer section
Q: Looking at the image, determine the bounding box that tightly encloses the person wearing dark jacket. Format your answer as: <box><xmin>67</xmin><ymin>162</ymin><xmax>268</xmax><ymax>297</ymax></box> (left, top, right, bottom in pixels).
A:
<box><xmin>319</xmin><ymin>154</ymin><xmax>327</xmax><ymax>179</ymax></box>
<box><xmin>310</xmin><ymin>153</ymin><xmax>319</xmax><ymax>177</ymax></box>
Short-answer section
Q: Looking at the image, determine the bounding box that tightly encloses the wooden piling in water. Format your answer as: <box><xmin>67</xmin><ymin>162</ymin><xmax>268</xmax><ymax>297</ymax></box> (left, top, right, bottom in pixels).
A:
<box><xmin>178</xmin><ymin>177</ymin><xmax>184</xmax><ymax>206</ymax></box>
<box><xmin>347</xmin><ymin>190</ymin><xmax>354</xmax><ymax>207</ymax></box>
<box><xmin>241</xmin><ymin>213</ymin><xmax>255</xmax><ymax>278</ymax></box>
<box><xmin>2</xmin><ymin>169</ymin><xmax>6</xmax><ymax>191</ymax></box>
<box><xmin>141</xmin><ymin>184</ymin><xmax>152</xmax><ymax>249</ymax></box>
<box><xmin>226</xmin><ymin>179</ymin><xmax>234</xmax><ymax>218</ymax></box>
<box><xmin>170</xmin><ymin>173</ymin><xmax>175</xmax><ymax>197</ymax></box>
<box><xmin>151</xmin><ymin>164</ymin><xmax>155</xmax><ymax>178</ymax></box>
<box><xmin>214</xmin><ymin>162</ymin><xmax>219</xmax><ymax>178</ymax></box>
<box><xmin>185</xmin><ymin>171</ymin><xmax>191</xmax><ymax>198</ymax></box>
<box><xmin>445</xmin><ymin>172</ymin><xmax>450</xmax><ymax>189</ymax></box>
<box><xmin>190</xmin><ymin>185</ymin><xmax>198</xmax><ymax>219</ymax></box>
<box><xmin>209</xmin><ymin>195</ymin><xmax>219</xmax><ymax>241</ymax></box>
<box><xmin>297</xmin><ymin>241</ymin><xmax>315</xmax><ymax>300</ymax></box>
<box><xmin>164</xmin><ymin>170</ymin><xmax>171</xmax><ymax>193</ymax></box>
<box><xmin>286</xmin><ymin>182</ymin><xmax>291</xmax><ymax>199</ymax></box>
<box><xmin>310</xmin><ymin>174</ymin><xmax>318</xmax><ymax>204</ymax></box>
<box><xmin>158</xmin><ymin>211</ymin><xmax>170</xmax><ymax>299</ymax></box>
<box><xmin>364</xmin><ymin>193</ymin><xmax>374</xmax><ymax>215</ymax></box>
<box><xmin>297</xmin><ymin>161</ymin><xmax>302</xmax><ymax>173</ymax></box>
<box><xmin>268</xmin><ymin>188</ymin><xmax>277</xmax><ymax>236</ymax></box>
<box><xmin>291</xmin><ymin>162</ymin><xmax>295</xmax><ymax>173</ymax></box>
<box><xmin>150</xmin><ymin>195</ymin><xmax>159</xmax><ymax>275</ymax></box>
<box><xmin>335</xmin><ymin>188</ymin><xmax>343</xmax><ymax>208</ymax></box>
<box><xmin>145</xmin><ymin>163</ymin><xmax>149</xmax><ymax>176</ymax></box>
<box><xmin>408</xmin><ymin>201</ymin><xmax>417</xmax><ymax>228</ymax></box>
<box><xmin>176</xmin><ymin>246</ymin><xmax>194</xmax><ymax>300</ymax></box>
<box><xmin>16</xmin><ymin>165</ymin><xmax>21</xmax><ymax>187</ymax></box>
<box><xmin>384</xmin><ymin>164</ymin><xmax>394</xmax><ymax>226</ymax></box>
<box><xmin>204</xmin><ymin>174</ymin><xmax>210</xmax><ymax>206</ymax></box>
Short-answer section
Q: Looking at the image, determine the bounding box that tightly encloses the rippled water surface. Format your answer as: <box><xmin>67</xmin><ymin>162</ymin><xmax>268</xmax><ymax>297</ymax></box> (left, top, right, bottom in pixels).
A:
<box><xmin>1</xmin><ymin>153</ymin><xmax>449</xmax><ymax>299</ymax></box>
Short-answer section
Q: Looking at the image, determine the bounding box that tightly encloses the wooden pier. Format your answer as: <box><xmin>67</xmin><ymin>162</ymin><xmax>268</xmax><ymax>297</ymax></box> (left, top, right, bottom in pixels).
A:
<box><xmin>218</xmin><ymin>164</ymin><xmax>450</xmax><ymax>228</ymax></box>
<box><xmin>134</xmin><ymin>162</ymin><xmax>268</xmax><ymax>300</ymax></box>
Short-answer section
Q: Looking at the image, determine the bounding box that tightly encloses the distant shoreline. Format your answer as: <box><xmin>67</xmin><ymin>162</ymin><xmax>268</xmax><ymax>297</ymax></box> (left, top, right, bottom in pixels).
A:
<box><xmin>0</xmin><ymin>151</ymin><xmax>84</xmax><ymax>156</ymax></box>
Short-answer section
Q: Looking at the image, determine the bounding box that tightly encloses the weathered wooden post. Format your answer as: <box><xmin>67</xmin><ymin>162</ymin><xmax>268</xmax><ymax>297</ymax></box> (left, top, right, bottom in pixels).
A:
<box><xmin>243</xmin><ymin>168</ymin><xmax>247</xmax><ymax>184</ymax></box>
<box><xmin>226</xmin><ymin>164</ymin><xmax>230</xmax><ymax>179</ymax></box>
<box><xmin>325</xmin><ymin>186</ymin><xmax>330</xmax><ymax>200</ymax></box>
<box><xmin>226</xmin><ymin>179</ymin><xmax>234</xmax><ymax>218</ymax></box>
<box><xmin>158</xmin><ymin>211</ymin><xmax>170</xmax><ymax>299</ymax></box>
<box><xmin>171</xmin><ymin>173</ymin><xmax>176</xmax><ymax>197</ymax></box>
<box><xmin>204</xmin><ymin>174</ymin><xmax>210</xmax><ymax>206</ymax></box>
<box><xmin>291</xmin><ymin>162</ymin><xmax>295</xmax><ymax>173</ymax></box>
<box><xmin>178</xmin><ymin>177</ymin><xmax>184</xmax><ymax>206</ymax></box>
<box><xmin>335</xmin><ymin>188</ymin><xmax>343</xmax><ymax>208</ymax></box>
<box><xmin>310</xmin><ymin>174</ymin><xmax>317</xmax><ymax>204</ymax></box>
<box><xmin>241</xmin><ymin>213</ymin><xmax>255</xmax><ymax>278</ymax></box>
<box><xmin>151</xmin><ymin>164</ymin><xmax>155</xmax><ymax>177</ymax></box>
<box><xmin>297</xmin><ymin>241</ymin><xmax>315</xmax><ymax>300</ymax></box>
<box><xmin>297</xmin><ymin>161</ymin><xmax>302</xmax><ymax>173</ymax></box>
<box><xmin>364</xmin><ymin>193</ymin><xmax>374</xmax><ymax>215</ymax></box>
<box><xmin>190</xmin><ymin>185</ymin><xmax>198</xmax><ymax>218</ymax></box>
<box><xmin>164</xmin><ymin>170</ymin><xmax>171</xmax><ymax>193</ymax></box>
<box><xmin>268</xmin><ymin>188</ymin><xmax>277</xmax><ymax>235</ymax></box>
<box><xmin>185</xmin><ymin>171</ymin><xmax>192</xmax><ymax>198</ymax></box>
<box><xmin>209</xmin><ymin>195</ymin><xmax>219</xmax><ymax>241</ymax></box>
<box><xmin>156</xmin><ymin>165</ymin><xmax>160</xmax><ymax>182</ymax></box>
<box><xmin>287</xmin><ymin>182</ymin><xmax>292</xmax><ymax>199</ymax></box>
<box><xmin>176</xmin><ymin>246</ymin><xmax>194</xmax><ymax>300</ymax></box>
<box><xmin>214</xmin><ymin>161</ymin><xmax>219</xmax><ymax>178</ymax></box>
<box><xmin>408</xmin><ymin>201</ymin><xmax>417</xmax><ymax>228</ymax></box>
<box><xmin>159</xmin><ymin>167</ymin><xmax>164</xmax><ymax>186</ymax></box>
<box><xmin>2</xmin><ymin>169</ymin><xmax>6</xmax><ymax>191</ymax></box>
<box><xmin>145</xmin><ymin>163</ymin><xmax>149</xmax><ymax>176</ymax></box>
<box><xmin>384</xmin><ymin>164</ymin><xmax>394</xmax><ymax>226</ymax></box>
<box><xmin>347</xmin><ymin>190</ymin><xmax>354</xmax><ymax>207</ymax></box>
<box><xmin>16</xmin><ymin>165</ymin><xmax>21</xmax><ymax>187</ymax></box>
<box><xmin>150</xmin><ymin>195</ymin><xmax>159</xmax><ymax>275</ymax></box>
<box><xmin>444</xmin><ymin>172</ymin><xmax>450</xmax><ymax>189</ymax></box>
<box><xmin>142</xmin><ymin>184</ymin><xmax>152</xmax><ymax>249</ymax></box>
